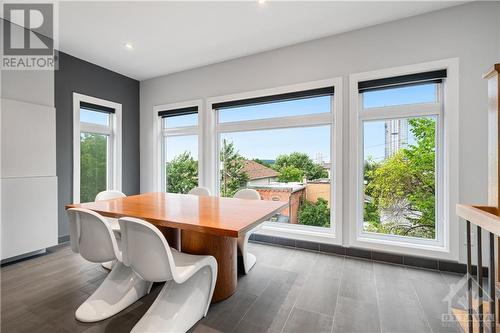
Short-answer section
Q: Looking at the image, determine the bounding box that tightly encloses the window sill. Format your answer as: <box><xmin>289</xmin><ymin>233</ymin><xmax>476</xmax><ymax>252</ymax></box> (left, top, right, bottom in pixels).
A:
<box><xmin>257</xmin><ymin>222</ymin><xmax>340</xmax><ymax>245</ymax></box>
<box><xmin>351</xmin><ymin>234</ymin><xmax>453</xmax><ymax>261</ymax></box>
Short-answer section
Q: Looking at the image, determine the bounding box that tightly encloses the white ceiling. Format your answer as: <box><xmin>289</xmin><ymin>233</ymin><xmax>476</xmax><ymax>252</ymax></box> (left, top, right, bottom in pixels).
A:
<box><xmin>59</xmin><ymin>1</ymin><xmax>464</xmax><ymax>81</ymax></box>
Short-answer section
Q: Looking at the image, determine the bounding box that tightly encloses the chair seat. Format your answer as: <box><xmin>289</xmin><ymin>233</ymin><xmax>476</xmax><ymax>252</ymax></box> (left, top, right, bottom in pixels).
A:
<box><xmin>67</xmin><ymin>208</ymin><xmax>150</xmax><ymax>323</ymax></box>
<box><xmin>119</xmin><ymin>216</ymin><xmax>217</xmax><ymax>333</ymax></box>
<box><xmin>170</xmin><ymin>248</ymin><xmax>216</xmax><ymax>284</ymax></box>
<box><xmin>131</xmin><ymin>250</ymin><xmax>217</xmax><ymax>333</ymax></box>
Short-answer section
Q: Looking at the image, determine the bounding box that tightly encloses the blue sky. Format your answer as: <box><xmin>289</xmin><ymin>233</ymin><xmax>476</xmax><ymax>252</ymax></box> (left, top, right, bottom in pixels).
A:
<box><xmin>80</xmin><ymin>109</ymin><xmax>109</xmax><ymax>125</ymax></box>
<box><xmin>362</xmin><ymin>84</ymin><xmax>436</xmax><ymax>161</ymax></box>
<box><xmin>82</xmin><ymin>83</ymin><xmax>436</xmax><ymax>164</ymax></box>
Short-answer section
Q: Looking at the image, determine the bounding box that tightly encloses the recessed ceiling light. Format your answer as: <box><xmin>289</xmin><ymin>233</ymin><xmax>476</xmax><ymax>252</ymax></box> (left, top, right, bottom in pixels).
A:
<box><xmin>124</xmin><ymin>42</ymin><xmax>134</xmax><ymax>50</ymax></box>
<box><xmin>257</xmin><ymin>0</ymin><xmax>266</xmax><ymax>4</ymax></box>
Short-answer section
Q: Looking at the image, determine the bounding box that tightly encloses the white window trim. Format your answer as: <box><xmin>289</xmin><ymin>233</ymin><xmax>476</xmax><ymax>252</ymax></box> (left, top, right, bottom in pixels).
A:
<box><xmin>348</xmin><ymin>58</ymin><xmax>459</xmax><ymax>260</ymax></box>
<box><xmin>152</xmin><ymin>99</ymin><xmax>203</xmax><ymax>192</ymax></box>
<box><xmin>206</xmin><ymin>78</ymin><xmax>343</xmax><ymax>245</ymax></box>
<box><xmin>72</xmin><ymin>93</ymin><xmax>122</xmax><ymax>203</ymax></box>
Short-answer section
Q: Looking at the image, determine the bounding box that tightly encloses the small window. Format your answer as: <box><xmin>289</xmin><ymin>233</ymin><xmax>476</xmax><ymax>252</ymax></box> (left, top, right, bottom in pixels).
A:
<box><xmin>215</xmin><ymin>86</ymin><xmax>334</xmax><ymax>123</ymax></box>
<box><xmin>80</xmin><ymin>108</ymin><xmax>109</xmax><ymax>126</ymax></box>
<box><xmin>218</xmin><ymin>95</ymin><xmax>331</xmax><ymax>123</ymax></box>
<box><xmin>362</xmin><ymin>83</ymin><xmax>438</xmax><ymax>109</ymax></box>
<box><xmin>158</xmin><ymin>105</ymin><xmax>200</xmax><ymax>193</ymax></box>
<box><xmin>80</xmin><ymin>133</ymin><xmax>108</xmax><ymax>202</ymax></box>
<box><xmin>164</xmin><ymin>135</ymin><xmax>199</xmax><ymax>193</ymax></box>
<box><xmin>363</xmin><ymin>116</ymin><xmax>438</xmax><ymax>240</ymax></box>
<box><xmin>164</xmin><ymin>113</ymin><xmax>198</xmax><ymax>128</ymax></box>
<box><xmin>73</xmin><ymin>94</ymin><xmax>121</xmax><ymax>204</ymax></box>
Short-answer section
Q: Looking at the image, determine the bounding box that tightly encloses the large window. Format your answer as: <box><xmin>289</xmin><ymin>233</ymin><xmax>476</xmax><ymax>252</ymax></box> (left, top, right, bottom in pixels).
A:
<box><xmin>159</xmin><ymin>106</ymin><xmax>199</xmax><ymax>193</ymax></box>
<box><xmin>353</xmin><ymin>70</ymin><xmax>446</xmax><ymax>247</ymax></box>
<box><xmin>213</xmin><ymin>82</ymin><xmax>341</xmax><ymax>236</ymax></box>
<box><xmin>73</xmin><ymin>94</ymin><xmax>121</xmax><ymax>203</ymax></box>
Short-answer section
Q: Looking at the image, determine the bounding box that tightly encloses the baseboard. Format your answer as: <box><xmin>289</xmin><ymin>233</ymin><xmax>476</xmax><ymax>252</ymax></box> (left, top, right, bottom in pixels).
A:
<box><xmin>58</xmin><ymin>235</ymin><xmax>70</xmax><ymax>244</ymax></box>
<box><xmin>0</xmin><ymin>249</ymin><xmax>47</xmax><ymax>266</ymax></box>
<box><xmin>249</xmin><ymin>233</ymin><xmax>488</xmax><ymax>277</ymax></box>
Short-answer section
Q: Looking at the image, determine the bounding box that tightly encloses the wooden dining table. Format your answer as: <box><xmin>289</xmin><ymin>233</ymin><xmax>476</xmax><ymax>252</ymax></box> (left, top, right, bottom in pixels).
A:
<box><xmin>66</xmin><ymin>192</ymin><xmax>288</xmax><ymax>302</ymax></box>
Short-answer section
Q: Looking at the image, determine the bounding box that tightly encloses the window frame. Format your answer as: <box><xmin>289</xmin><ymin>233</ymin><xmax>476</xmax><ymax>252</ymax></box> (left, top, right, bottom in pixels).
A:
<box><xmin>349</xmin><ymin>58</ymin><xmax>459</xmax><ymax>260</ymax></box>
<box><xmin>72</xmin><ymin>93</ymin><xmax>122</xmax><ymax>203</ymax></box>
<box><xmin>152</xmin><ymin>99</ymin><xmax>203</xmax><ymax>193</ymax></box>
<box><xmin>206</xmin><ymin>78</ymin><xmax>343</xmax><ymax>245</ymax></box>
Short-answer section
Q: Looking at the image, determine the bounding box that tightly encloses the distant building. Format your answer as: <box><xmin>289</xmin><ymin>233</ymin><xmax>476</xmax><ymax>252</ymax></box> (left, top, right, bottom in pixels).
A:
<box><xmin>315</xmin><ymin>152</ymin><xmax>324</xmax><ymax>165</ymax></box>
<box><xmin>248</xmin><ymin>182</ymin><xmax>305</xmax><ymax>224</ymax></box>
<box><xmin>242</xmin><ymin>160</ymin><xmax>278</xmax><ymax>186</ymax></box>
<box><xmin>385</xmin><ymin>119</ymin><xmax>408</xmax><ymax>159</ymax></box>
<box><xmin>304</xmin><ymin>179</ymin><xmax>331</xmax><ymax>208</ymax></box>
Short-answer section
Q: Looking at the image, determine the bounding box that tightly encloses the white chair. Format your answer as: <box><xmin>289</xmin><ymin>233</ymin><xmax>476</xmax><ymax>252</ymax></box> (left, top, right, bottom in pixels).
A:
<box><xmin>67</xmin><ymin>208</ymin><xmax>151</xmax><ymax>323</ymax></box>
<box><xmin>95</xmin><ymin>190</ymin><xmax>126</xmax><ymax>270</ymax></box>
<box><xmin>187</xmin><ymin>186</ymin><xmax>211</xmax><ymax>197</ymax></box>
<box><xmin>95</xmin><ymin>190</ymin><xmax>126</xmax><ymax>235</ymax></box>
<box><xmin>233</xmin><ymin>189</ymin><xmax>261</xmax><ymax>274</ymax></box>
<box><xmin>119</xmin><ymin>217</ymin><xmax>217</xmax><ymax>333</ymax></box>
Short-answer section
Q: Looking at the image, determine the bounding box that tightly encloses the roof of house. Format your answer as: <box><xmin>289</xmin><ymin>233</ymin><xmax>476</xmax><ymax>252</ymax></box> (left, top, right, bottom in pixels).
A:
<box><xmin>248</xmin><ymin>182</ymin><xmax>305</xmax><ymax>192</ymax></box>
<box><xmin>242</xmin><ymin>160</ymin><xmax>279</xmax><ymax>180</ymax></box>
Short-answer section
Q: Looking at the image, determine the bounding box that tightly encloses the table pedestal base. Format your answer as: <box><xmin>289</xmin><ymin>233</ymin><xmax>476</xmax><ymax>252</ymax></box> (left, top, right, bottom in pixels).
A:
<box><xmin>158</xmin><ymin>226</ymin><xmax>180</xmax><ymax>250</ymax></box>
<box><xmin>181</xmin><ymin>230</ymin><xmax>237</xmax><ymax>303</ymax></box>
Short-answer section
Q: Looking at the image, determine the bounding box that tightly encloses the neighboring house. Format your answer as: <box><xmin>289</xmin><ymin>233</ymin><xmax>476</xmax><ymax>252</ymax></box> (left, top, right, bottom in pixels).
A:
<box><xmin>242</xmin><ymin>160</ymin><xmax>278</xmax><ymax>186</ymax></box>
<box><xmin>248</xmin><ymin>182</ymin><xmax>305</xmax><ymax>224</ymax></box>
<box><xmin>305</xmin><ymin>179</ymin><xmax>331</xmax><ymax>208</ymax></box>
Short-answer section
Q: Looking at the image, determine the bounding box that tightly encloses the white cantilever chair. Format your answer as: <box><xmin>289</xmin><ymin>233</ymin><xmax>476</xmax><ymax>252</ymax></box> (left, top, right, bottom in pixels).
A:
<box><xmin>95</xmin><ymin>190</ymin><xmax>126</xmax><ymax>270</ymax></box>
<box><xmin>119</xmin><ymin>217</ymin><xmax>217</xmax><ymax>333</ymax></box>
<box><xmin>233</xmin><ymin>189</ymin><xmax>261</xmax><ymax>274</ymax></box>
<box><xmin>95</xmin><ymin>190</ymin><xmax>126</xmax><ymax>235</ymax></box>
<box><xmin>67</xmin><ymin>208</ymin><xmax>151</xmax><ymax>323</ymax></box>
<box><xmin>187</xmin><ymin>186</ymin><xmax>211</xmax><ymax>197</ymax></box>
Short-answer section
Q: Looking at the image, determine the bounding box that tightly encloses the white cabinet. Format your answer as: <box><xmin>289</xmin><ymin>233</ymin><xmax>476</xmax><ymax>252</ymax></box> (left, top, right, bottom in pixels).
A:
<box><xmin>0</xmin><ymin>98</ymin><xmax>58</xmax><ymax>260</ymax></box>
<box><xmin>1</xmin><ymin>177</ymin><xmax>58</xmax><ymax>259</ymax></box>
<box><xmin>1</xmin><ymin>99</ymin><xmax>56</xmax><ymax>178</ymax></box>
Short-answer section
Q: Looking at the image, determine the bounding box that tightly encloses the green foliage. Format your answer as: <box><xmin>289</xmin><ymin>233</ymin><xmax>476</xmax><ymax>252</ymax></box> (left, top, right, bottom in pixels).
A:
<box><xmin>166</xmin><ymin>152</ymin><xmax>198</xmax><ymax>194</ymax></box>
<box><xmin>278</xmin><ymin>166</ymin><xmax>304</xmax><ymax>182</ymax></box>
<box><xmin>220</xmin><ymin>139</ymin><xmax>249</xmax><ymax>197</ymax></box>
<box><xmin>273</xmin><ymin>152</ymin><xmax>327</xmax><ymax>181</ymax></box>
<box><xmin>252</xmin><ymin>158</ymin><xmax>272</xmax><ymax>168</ymax></box>
<box><xmin>364</xmin><ymin>117</ymin><xmax>436</xmax><ymax>239</ymax></box>
<box><xmin>80</xmin><ymin>133</ymin><xmax>107</xmax><ymax>203</ymax></box>
<box><xmin>298</xmin><ymin>198</ymin><xmax>330</xmax><ymax>227</ymax></box>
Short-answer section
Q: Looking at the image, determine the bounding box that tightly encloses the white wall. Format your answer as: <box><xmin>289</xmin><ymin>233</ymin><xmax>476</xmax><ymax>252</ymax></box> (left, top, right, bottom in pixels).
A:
<box><xmin>140</xmin><ymin>2</ymin><xmax>500</xmax><ymax>262</ymax></box>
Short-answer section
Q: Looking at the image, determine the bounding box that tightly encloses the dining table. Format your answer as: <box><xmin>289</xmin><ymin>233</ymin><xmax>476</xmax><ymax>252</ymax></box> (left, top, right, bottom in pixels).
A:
<box><xmin>66</xmin><ymin>192</ymin><xmax>288</xmax><ymax>302</ymax></box>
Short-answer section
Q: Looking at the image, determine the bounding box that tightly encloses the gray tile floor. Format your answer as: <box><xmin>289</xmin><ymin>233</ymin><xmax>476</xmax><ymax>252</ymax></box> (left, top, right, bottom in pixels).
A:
<box><xmin>1</xmin><ymin>242</ymin><xmax>464</xmax><ymax>333</ymax></box>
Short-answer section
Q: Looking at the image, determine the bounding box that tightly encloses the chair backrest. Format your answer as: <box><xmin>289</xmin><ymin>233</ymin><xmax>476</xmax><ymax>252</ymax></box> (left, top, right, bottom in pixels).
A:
<box><xmin>233</xmin><ymin>188</ymin><xmax>261</xmax><ymax>200</ymax></box>
<box><xmin>119</xmin><ymin>217</ymin><xmax>177</xmax><ymax>282</ymax></box>
<box><xmin>188</xmin><ymin>186</ymin><xmax>211</xmax><ymax>197</ymax></box>
<box><xmin>66</xmin><ymin>208</ymin><xmax>120</xmax><ymax>263</ymax></box>
<box><xmin>95</xmin><ymin>190</ymin><xmax>126</xmax><ymax>201</ymax></box>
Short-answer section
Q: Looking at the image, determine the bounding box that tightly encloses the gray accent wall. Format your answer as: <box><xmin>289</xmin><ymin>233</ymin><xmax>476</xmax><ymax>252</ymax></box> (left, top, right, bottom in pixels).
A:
<box><xmin>55</xmin><ymin>52</ymin><xmax>140</xmax><ymax>238</ymax></box>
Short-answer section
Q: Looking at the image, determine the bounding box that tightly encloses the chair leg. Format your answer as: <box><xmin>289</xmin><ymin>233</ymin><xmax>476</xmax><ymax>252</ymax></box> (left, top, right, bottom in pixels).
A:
<box><xmin>131</xmin><ymin>266</ymin><xmax>215</xmax><ymax>333</ymax></box>
<box><xmin>238</xmin><ymin>232</ymin><xmax>257</xmax><ymax>274</ymax></box>
<box><xmin>204</xmin><ymin>259</ymin><xmax>217</xmax><ymax>316</ymax></box>
<box><xmin>75</xmin><ymin>261</ymin><xmax>152</xmax><ymax>322</ymax></box>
